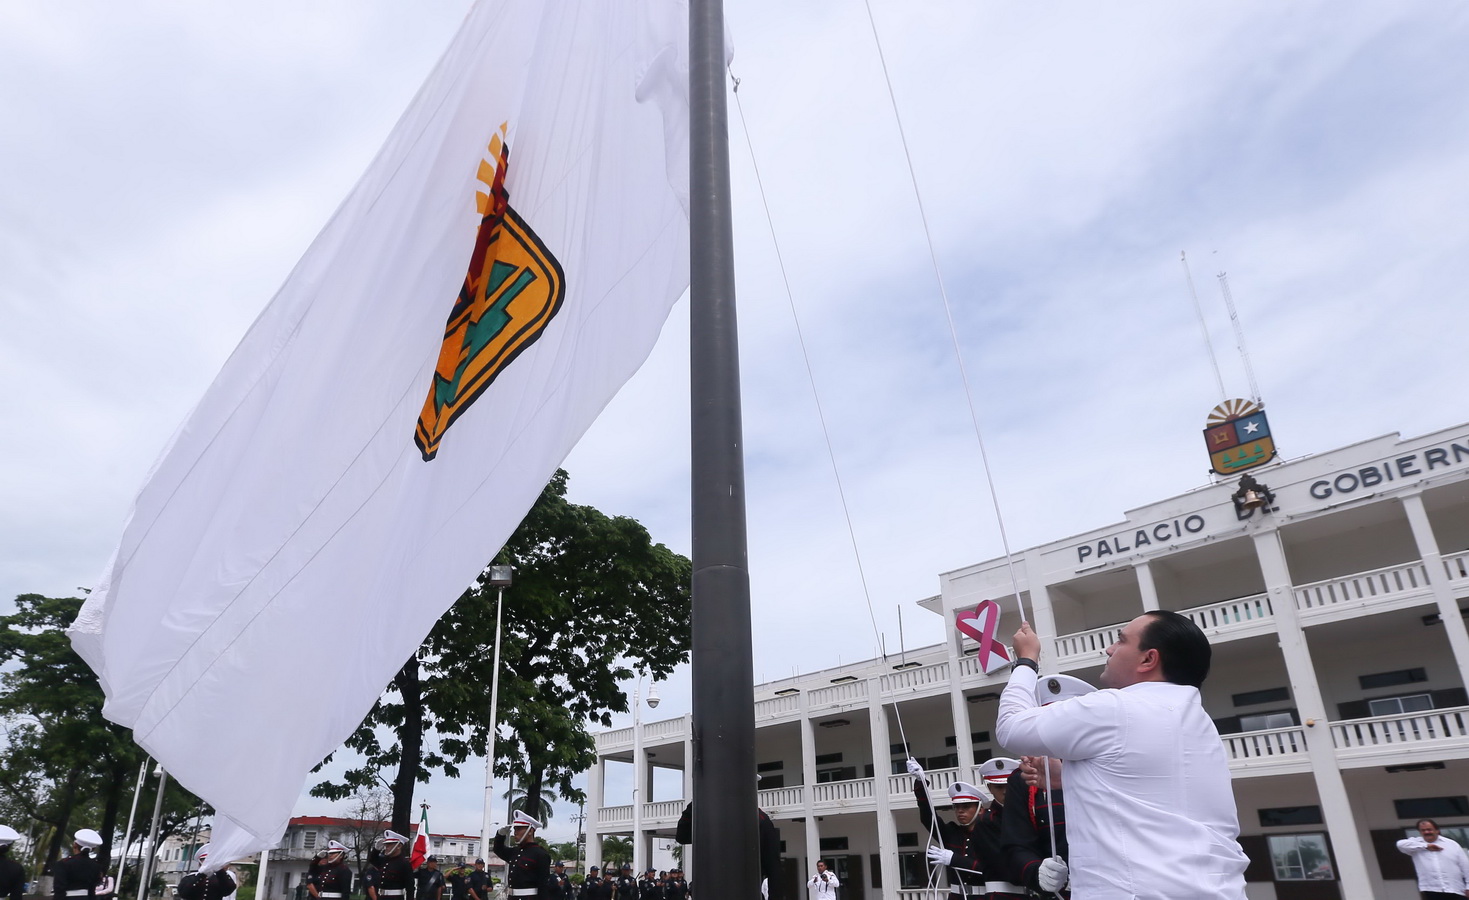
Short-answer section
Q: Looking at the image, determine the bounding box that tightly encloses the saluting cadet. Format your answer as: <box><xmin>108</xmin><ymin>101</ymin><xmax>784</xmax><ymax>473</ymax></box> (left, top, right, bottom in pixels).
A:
<box><xmin>53</xmin><ymin>829</ymin><xmax>103</xmax><ymax>900</ymax></box>
<box><xmin>908</xmin><ymin>762</ymin><xmax>987</xmax><ymax>898</ymax></box>
<box><xmin>366</xmin><ymin>831</ymin><xmax>416</xmax><ymax>900</ymax></box>
<box><xmin>1</xmin><ymin>825</ymin><xmax>27</xmax><ymax>900</ymax></box>
<box><xmin>550</xmin><ymin>862</ymin><xmax>574</xmax><ymax>900</ymax></box>
<box><xmin>636</xmin><ymin>868</ymin><xmax>660</xmax><ymax>900</ymax></box>
<box><xmin>493</xmin><ymin>812</ymin><xmax>553</xmax><ymax>900</ymax></box>
<box><xmin>972</xmin><ymin>758</ymin><xmax>1026</xmax><ymax>900</ymax></box>
<box><xmin>998</xmin><ymin>616</ymin><xmax>1249</xmax><ymax>899</ymax></box>
<box><xmin>613</xmin><ymin>864</ymin><xmax>637</xmax><ymax>900</ymax></box>
<box><xmin>309</xmin><ymin>842</ymin><xmax>354</xmax><ymax>900</ymax></box>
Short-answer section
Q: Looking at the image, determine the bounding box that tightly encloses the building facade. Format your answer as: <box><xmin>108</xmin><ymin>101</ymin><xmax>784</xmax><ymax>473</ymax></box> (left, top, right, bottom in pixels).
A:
<box><xmin>261</xmin><ymin>817</ymin><xmax>492</xmax><ymax>900</ymax></box>
<box><xmin>587</xmin><ymin>422</ymin><xmax>1469</xmax><ymax>900</ymax></box>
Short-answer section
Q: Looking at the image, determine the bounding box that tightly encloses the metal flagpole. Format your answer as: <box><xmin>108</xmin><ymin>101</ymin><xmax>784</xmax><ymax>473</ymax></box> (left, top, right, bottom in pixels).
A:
<box><xmin>689</xmin><ymin>2</ymin><xmax>759</xmax><ymax>900</ymax></box>
<box><xmin>115</xmin><ymin>760</ymin><xmax>149</xmax><ymax>880</ymax></box>
<box><xmin>255</xmin><ymin>843</ymin><xmax>272</xmax><ymax>900</ymax></box>
<box><xmin>138</xmin><ymin>768</ymin><xmax>168</xmax><ymax>900</ymax></box>
<box><xmin>480</xmin><ymin>572</ymin><xmax>510</xmax><ymax>855</ymax></box>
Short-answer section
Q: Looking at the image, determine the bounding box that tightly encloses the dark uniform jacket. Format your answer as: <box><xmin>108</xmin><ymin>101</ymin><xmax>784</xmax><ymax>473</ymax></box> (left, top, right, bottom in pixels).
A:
<box><xmin>417</xmin><ymin>868</ymin><xmax>445</xmax><ymax>900</ymax></box>
<box><xmin>493</xmin><ymin>834</ymin><xmax>554</xmax><ymax>900</ymax></box>
<box><xmin>579</xmin><ymin>876</ymin><xmax>612</xmax><ymax>900</ymax></box>
<box><xmin>661</xmin><ymin>880</ymin><xmax>687</xmax><ymax>900</ymax></box>
<box><xmin>52</xmin><ymin>853</ymin><xmax>100</xmax><ymax>900</ymax></box>
<box><xmin>914</xmin><ymin>780</ymin><xmax>986</xmax><ymax>894</ymax></box>
<box><xmin>551</xmin><ymin>872</ymin><xmax>574</xmax><ymax>900</ymax></box>
<box><xmin>178</xmin><ymin>869</ymin><xmax>238</xmax><ymax>900</ymax></box>
<box><xmin>973</xmin><ymin>802</ymin><xmax>1024</xmax><ymax>900</ymax></box>
<box><xmin>998</xmin><ymin>770</ymin><xmax>1067</xmax><ymax>897</ymax></box>
<box><xmin>636</xmin><ymin>877</ymin><xmax>661</xmax><ymax>900</ymax></box>
<box><xmin>675</xmin><ymin>803</ymin><xmax>780</xmax><ymax>900</ymax></box>
<box><xmin>469</xmin><ymin>870</ymin><xmax>492</xmax><ymax>900</ymax></box>
<box><xmin>613</xmin><ymin>874</ymin><xmax>637</xmax><ymax>900</ymax></box>
<box><xmin>366</xmin><ymin>852</ymin><xmax>417</xmax><ymax>900</ymax></box>
<box><xmin>1</xmin><ymin>851</ymin><xmax>25</xmax><ymax>900</ymax></box>
<box><xmin>310</xmin><ymin>862</ymin><xmax>354</xmax><ymax>899</ymax></box>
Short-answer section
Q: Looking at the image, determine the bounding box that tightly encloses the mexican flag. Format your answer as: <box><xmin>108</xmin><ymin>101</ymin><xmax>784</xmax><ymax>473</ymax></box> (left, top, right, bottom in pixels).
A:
<box><xmin>412</xmin><ymin>808</ymin><xmax>432</xmax><ymax>870</ymax></box>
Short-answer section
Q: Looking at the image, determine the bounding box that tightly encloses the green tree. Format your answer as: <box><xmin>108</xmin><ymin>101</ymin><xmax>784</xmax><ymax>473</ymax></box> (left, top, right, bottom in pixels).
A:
<box><xmin>599</xmin><ymin>836</ymin><xmax>631</xmax><ymax>868</ymax></box>
<box><xmin>502</xmin><ymin>785</ymin><xmax>554</xmax><ymax>824</ymax></box>
<box><xmin>0</xmin><ymin>595</ymin><xmax>201</xmax><ymax>874</ymax></box>
<box><xmin>312</xmin><ymin>469</ymin><xmax>691</xmax><ymax>834</ymax></box>
<box><xmin>547</xmin><ymin>842</ymin><xmax>578</xmax><ymax>865</ymax></box>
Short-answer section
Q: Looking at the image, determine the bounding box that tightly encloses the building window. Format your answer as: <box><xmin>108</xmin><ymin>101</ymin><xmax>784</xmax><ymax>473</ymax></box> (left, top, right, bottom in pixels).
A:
<box><xmin>1368</xmin><ymin>694</ymin><xmax>1433</xmax><ymax>716</ymax></box>
<box><xmin>814</xmin><ymin>753</ymin><xmax>843</xmax><ymax>766</ymax></box>
<box><xmin>818</xmin><ymin>837</ymin><xmax>848</xmax><ymax>852</ymax></box>
<box><xmin>898</xmin><ymin>853</ymin><xmax>928</xmax><ymax>889</ymax></box>
<box><xmin>1267</xmin><ymin>833</ymin><xmax>1333</xmax><ymax>881</ymax></box>
<box><xmin>1259</xmin><ymin>807</ymin><xmax>1323</xmax><ymax>828</ymax></box>
<box><xmin>1239</xmin><ymin>711</ymin><xmax>1297</xmax><ymax>732</ymax></box>
<box><xmin>1233</xmin><ymin>686</ymin><xmax>1290</xmax><ymax>707</ymax></box>
<box><xmin>761</xmin><ymin>774</ymin><xmax>786</xmax><ymax>788</ymax></box>
<box><xmin>897</xmin><ymin>833</ymin><xmax>918</xmax><ymax>848</ymax></box>
<box><xmin>467</xmin><ymin>844</ymin><xmax>476</xmax><ymax>856</ymax></box>
<box><xmin>757</xmin><ymin>761</ymin><xmax>783</xmax><ymax>773</ymax></box>
<box><xmin>817</xmin><ymin>767</ymin><xmax>857</xmax><ymax>783</ymax></box>
<box><xmin>1359</xmin><ymin>668</ymin><xmax>1427</xmax><ymax>690</ymax></box>
<box><xmin>1395</xmin><ymin>796</ymin><xmax>1469</xmax><ymax>819</ymax></box>
<box><xmin>303</xmin><ymin>831</ymin><xmax>317</xmax><ymax>850</ymax></box>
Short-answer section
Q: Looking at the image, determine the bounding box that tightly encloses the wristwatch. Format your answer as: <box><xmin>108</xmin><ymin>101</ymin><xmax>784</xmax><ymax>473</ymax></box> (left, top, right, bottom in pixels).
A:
<box><xmin>1012</xmin><ymin>657</ymin><xmax>1039</xmax><ymax>673</ymax></box>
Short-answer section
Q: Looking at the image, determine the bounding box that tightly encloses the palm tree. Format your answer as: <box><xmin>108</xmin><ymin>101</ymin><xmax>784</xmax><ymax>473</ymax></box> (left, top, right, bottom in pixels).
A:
<box><xmin>502</xmin><ymin>786</ymin><xmax>555</xmax><ymax>825</ymax></box>
<box><xmin>600</xmin><ymin>836</ymin><xmax>632</xmax><ymax>868</ymax></box>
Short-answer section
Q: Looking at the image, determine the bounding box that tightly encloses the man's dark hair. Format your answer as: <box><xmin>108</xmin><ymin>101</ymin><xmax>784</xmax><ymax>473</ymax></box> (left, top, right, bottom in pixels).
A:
<box><xmin>1139</xmin><ymin>610</ymin><xmax>1211</xmax><ymax>687</ymax></box>
<box><xmin>1419</xmin><ymin>819</ymin><xmax>1441</xmax><ymax>830</ymax></box>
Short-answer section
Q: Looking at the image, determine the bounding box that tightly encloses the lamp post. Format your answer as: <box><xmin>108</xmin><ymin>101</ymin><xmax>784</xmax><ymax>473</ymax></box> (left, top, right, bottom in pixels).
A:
<box><xmin>630</xmin><ymin>677</ymin><xmax>660</xmax><ymax>873</ymax></box>
<box><xmin>138</xmin><ymin>764</ymin><xmax>167</xmax><ymax>900</ymax></box>
<box><xmin>480</xmin><ymin>565</ymin><xmax>514</xmax><ymax>857</ymax></box>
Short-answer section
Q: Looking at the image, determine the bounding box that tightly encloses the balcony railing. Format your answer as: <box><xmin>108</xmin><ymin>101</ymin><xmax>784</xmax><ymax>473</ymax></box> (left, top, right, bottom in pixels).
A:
<box><xmin>1332</xmin><ymin>705</ymin><xmax>1469</xmax><ymax>759</ymax></box>
<box><xmin>887</xmin><ymin>766</ymin><xmax>960</xmax><ymax>797</ymax></box>
<box><xmin>757</xmin><ymin>786</ymin><xmax>805</xmax><ymax>812</ymax></box>
<box><xmin>1223</xmin><ymin>725</ymin><xmax>1308</xmax><ymax>767</ymax></box>
<box><xmin>596</xmin><ymin>727</ymin><xmax>635</xmax><ymax>750</ymax></box>
<box><xmin>808</xmin><ymin>680</ymin><xmax>868</xmax><ymax>708</ymax></box>
<box><xmin>643</xmin><ymin>718</ymin><xmax>686</xmax><ymax>742</ymax></box>
<box><xmin>1294</xmin><ymin>560</ymin><xmax>1432</xmax><ymax>616</ymax></box>
<box><xmin>597</xmin><ymin>804</ymin><xmax>633</xmax><ymax>826</ymax></box>
<box><xmin>811</xmin><ymin>777</ymin><xmax>874</xmax><ymax>806</ymax></box>
<box><xmin>881</xmin><ymin>662</ymin><xmax>950</xmax><ymax>695</ymax></box>
<box><xmin>1444</xmin><ymin>550</ymin><xmax>1469</xmax><ymax>585</ymax></box>
<box><xmin>642</xmin><ymin>799</ymin><xmax>686</xmax><ymax>821</ymax></box>
<box><xmin>1053</xmin><ymin>622</ymin><xmax>1122</xmax><ymax>662</ymax></box>
<box><xmin>755</xmin><ymin>694</ymin><xmax>800</xmax><ymax>719</ymax></box>
<box><xmin>1180</xmin><ymin>593</ymin><xmax>1273</xmax><ymax>633</ymax></box>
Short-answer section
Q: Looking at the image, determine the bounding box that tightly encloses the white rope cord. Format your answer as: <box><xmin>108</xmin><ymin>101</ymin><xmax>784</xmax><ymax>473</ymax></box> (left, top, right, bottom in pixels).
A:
<box><xmin>729</xmin><ymin>69</ymin><xmax>945</xmax><ymax>897</ymax></box>
<box><xmin>859</xmin><ymin>0</ymin><xmax>1061</xmax><ymax>868</ymax></box>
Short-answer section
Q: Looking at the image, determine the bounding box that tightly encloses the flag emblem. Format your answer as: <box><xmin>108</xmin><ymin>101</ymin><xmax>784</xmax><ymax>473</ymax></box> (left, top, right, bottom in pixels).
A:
<box><xmin>1203</xmin><ymin>398</ymin><xmax>1276</xmax><ymax>475</ymax></box>
<box><xmin>415</xmin><ymin>124</ymin><xmax>566</xmax><ymax>461</ymax></box>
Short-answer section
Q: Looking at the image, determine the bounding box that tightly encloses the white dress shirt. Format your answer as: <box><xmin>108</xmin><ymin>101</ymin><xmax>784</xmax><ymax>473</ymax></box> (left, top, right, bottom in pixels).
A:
<box><xmin>996</xmin><ymin>667</ymin><xmax>1249</xmax><ymax>899</ymax></box>
<box><xmin>1397</xmin><ymin>834</ymin><xmax>1469</xmax><ymax>893</ymax></box>
<box><xmin>806</xmin><ymin>871</ymin><xmax>840</xmax><ymax>900</ymax></box>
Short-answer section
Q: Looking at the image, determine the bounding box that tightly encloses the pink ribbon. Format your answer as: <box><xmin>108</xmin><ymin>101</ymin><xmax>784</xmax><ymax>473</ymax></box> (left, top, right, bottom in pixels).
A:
<box><xmin>955</xmin><ymin>600</ymin><xmax>1011</xmax><ymax>673</ymax></box>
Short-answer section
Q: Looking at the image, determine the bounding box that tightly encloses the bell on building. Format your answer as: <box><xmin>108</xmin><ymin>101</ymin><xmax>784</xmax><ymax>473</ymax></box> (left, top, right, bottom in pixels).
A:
<box><xmin>1239</xmin><ymin>489</ymin><xmax>1267</xmax><ymax>510</ymax></box>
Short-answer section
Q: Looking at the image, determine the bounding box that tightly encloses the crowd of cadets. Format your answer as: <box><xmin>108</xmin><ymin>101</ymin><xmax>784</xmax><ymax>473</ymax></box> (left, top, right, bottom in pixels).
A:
<box><xmin>576</xmin><ymin>865</ymin><xmax>688</xmax><ymax>900</ymax></box>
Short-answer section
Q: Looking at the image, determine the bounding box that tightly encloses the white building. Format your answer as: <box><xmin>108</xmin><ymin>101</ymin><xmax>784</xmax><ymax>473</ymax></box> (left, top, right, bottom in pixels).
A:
<box><xmin>260</xmin><ymin>817</ymin><xmax>493</xmax><ymax>900</ymax></box>
<box><xmin>586</xmin><ymin>421</ymin><xmax>1469</xmax><ymax>900</ymax></box>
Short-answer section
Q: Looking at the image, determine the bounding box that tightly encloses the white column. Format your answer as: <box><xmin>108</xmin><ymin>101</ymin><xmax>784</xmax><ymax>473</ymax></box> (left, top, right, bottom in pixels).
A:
<box><xmin>1402</xmin><ymin>492</ymin><xmax>1469</xmax><ymax>687</ymax></box>
<box><xmin>1026</xmin><ymin>566</ymin><xmax>1060</xmax><ymax>666</ymax></box>
<box><xmin>866</xmin><ymin>679</ymin><xmax>899</xmax><ymax>900</ymax></box>
<box><xmin>1252</xmin><ymin>529</ymin><xmax>1374</xmax><ymax>899</ymax></box>
<box><xmin>799</xmin><ymin>692</ymin><xmax>821</xmax><ymax>875</ymax></box>
<box><xmin>943</xmin><ymin>611</ymin><xmax>976</xmax><ymax>774</ymax></box>
<box><xmin>587</xmin><ymin>758</ymin><xmax>604</xmax><ymax>872</ymax></box>
<box><xmin>633</xmin><ymin>685</ymin><xmax>646</xmax><ymax>874</ymax></box>
<box><xmin>1135</xmin><ymin>561</ymin><xmax>1160</xmax><ymax>611</ymax></box>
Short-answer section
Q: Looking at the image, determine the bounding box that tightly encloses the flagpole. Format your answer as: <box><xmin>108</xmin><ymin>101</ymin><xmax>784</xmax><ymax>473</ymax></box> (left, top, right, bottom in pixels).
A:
<box><xmin>689</xmin><ymin>3</ymin><xmax>759</xmax><ymax>900</ymax></box>
<box><xmin>480</xmin><ymin>578</ymin><xmax>508</xmax><ymax>857</ymax></box>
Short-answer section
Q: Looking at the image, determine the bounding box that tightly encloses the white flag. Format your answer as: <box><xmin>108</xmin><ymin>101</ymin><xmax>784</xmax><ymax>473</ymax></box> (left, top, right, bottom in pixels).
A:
<box><xmin>70</xmin><ymin>0</ymin><xmax>690</xmax><ymax>866</ymax></box>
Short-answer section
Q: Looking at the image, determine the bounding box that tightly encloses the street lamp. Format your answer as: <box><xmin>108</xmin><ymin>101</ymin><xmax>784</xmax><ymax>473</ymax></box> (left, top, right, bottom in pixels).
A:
<box><xmin>631</xmin><ymin>676</ymin><xmax>661</xmax><ymax>873</ymax></box>
<box><xmin>480</xmin><ymin>565</ymin><xmax>514</xmax><ymax>857</ymax></box>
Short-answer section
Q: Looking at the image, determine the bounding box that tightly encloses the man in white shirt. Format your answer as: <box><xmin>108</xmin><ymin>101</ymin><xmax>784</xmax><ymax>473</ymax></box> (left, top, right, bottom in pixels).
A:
<box><xmin>995</xmin><ymin>611</ymin><xmax>1249</xmax><ymax>899</ymax></box>
<box><xmin>805</xmin><ymin>861</ymin><xmax>839</xmax><ymax>900</ymax></box>
<box><xmin>1397</xmin><ymin>819</ymin><xmax>1469</xmax><ymax>898</ymax></box>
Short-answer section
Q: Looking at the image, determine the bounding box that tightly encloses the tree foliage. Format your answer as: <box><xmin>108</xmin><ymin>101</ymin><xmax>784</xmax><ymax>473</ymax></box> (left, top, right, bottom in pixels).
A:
<box><xmin>312</xmin><ymin>469</ymin><xmax>691</xmax><ymax>832</ymax></box>
<box><xmin>0</xmin><ymin>595</ymin><xmax>201</xmax><ymax>876</ymax></box>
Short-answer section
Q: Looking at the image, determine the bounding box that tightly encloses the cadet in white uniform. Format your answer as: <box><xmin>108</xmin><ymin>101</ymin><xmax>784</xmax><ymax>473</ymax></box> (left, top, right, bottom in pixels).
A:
<box><xmin>994</xmin><ymin>611</ymin><xmax>1249</xmax><ymax>899</ymax></box>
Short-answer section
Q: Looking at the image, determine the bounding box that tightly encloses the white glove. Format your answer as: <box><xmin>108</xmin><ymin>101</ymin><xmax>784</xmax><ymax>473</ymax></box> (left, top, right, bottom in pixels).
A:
<box><xmin>925</xmin><ymin>846</ymin><xmax>953</xmax><ymax>866</ymax></box>
<box><xmin>906</xmin><ymin>758</ymin><xmax>924</xmax><ymax>778</ymax></box>
<box><xmin>1037</xmin><ymin>857</ymin><xmax>1069</xmax><ymax>892</ymax></box>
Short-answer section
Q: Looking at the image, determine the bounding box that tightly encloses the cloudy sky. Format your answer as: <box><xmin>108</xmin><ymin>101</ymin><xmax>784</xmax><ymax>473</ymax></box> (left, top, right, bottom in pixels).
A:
<box><xmin>4</xmin><ymin>1</ymin><xmax>1469</xmax><ymax>843</ymax></box>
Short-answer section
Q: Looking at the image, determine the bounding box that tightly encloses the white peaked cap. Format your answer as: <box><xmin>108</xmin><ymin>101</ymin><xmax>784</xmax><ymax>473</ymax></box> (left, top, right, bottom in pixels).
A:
<box><xmin>513</xmin><ymin>811</ymin><xmax>543</xmax><ymax>830</ymax></box>
<box><xmin>979</xmin><ymin>757</ymin><xmax>1021</xmax><ymax>785</ymax></box>
<box><xmin>196</xmin><ymin>844</ymin><xmax>212</xmax><ymax>860</ymax></box>
<box><xmin>1036</xmin><ymin>674</ymin><xmax>1097</xmax><ymax>706</ymax></box>
<box><xmin>74</xmin><ymin>829</ymin><xmax>103</xmax><ymax>849</ymax></box>
<box><xmin>947</xmin><ymin>781</ymin><xmax>984</xmax><ymax>804</ymax></box>
<box><xmin>326</xmin><ymin>840</ymin><xmax>349</xmax><ymax>853</ymax></box>
<box><xmin>383</xmin><ymin>830</ymin><xmax>409</xmax><ymax>844</ymax></box>
<box><xmin>0</xmin><ymin>824</ymin><xmax>19</xmax><ymax>846</ymax></box>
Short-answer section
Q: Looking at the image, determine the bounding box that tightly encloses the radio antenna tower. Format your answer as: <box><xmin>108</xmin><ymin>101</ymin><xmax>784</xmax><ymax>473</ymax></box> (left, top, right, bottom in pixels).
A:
<box><xmin>1181</xmin><ymin>252</ymin><xmax>1227</xmax><ymax>402</ymax></box>
<box><xmin>1216</xmin><ymin>271</ymin><xmax>1262</xmax><ymax>403</ymax></box>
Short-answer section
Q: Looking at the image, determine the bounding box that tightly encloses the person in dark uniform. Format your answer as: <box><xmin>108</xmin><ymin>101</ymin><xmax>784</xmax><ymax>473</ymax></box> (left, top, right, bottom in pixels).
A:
<box><xmin>578</xmin><ymin>867</ymin><xmax>603</xmax><ymax>900</ymax></box>
<box><xmin>636</xmin><ymin>868</ymin><xmax>660</xmax><ymax>900</ymax></box>
<box><xmin>309</xmin><ymin>842</ymin><xmax>354</xmax><ymax>900</ymax></box>
<box><xmin>674</xmin><ymin>801</ymin><xmax>780</xmax><ymax>900</ymax></box>
<box><xmin>662</xmin><ymin>870</ymin><xmax>687</xmax><ymax>900</ymax></box>
<box><xmin>907</xmin><ymin>762</ymin><xmax>988</xmax><ymax>899</ymax></box>
<box><xmin>418</xmin><ymin>858</ymin><xmax>446</xmax><ymax>900</ymax></box>
<box><xmin>493</xmin><ymin>812</ymin><xmax>553</xmax><ymax>900</ymax></box>
<box><xmin>446</xmin><ymin>862</ymin><xmax>472</xmax><ymax>900</ymax></box>
<box><xmin>550</xmin><ymin>862</ymin><xmax>574</xmax><ymax>900</ymax></box>
<box><xmin>468</xmin><ymin>859</ymin><xmax>491</xmax><ymax>900</ymax></box>
<box><xmin>366</xmin><ymin>831</ymin><xmax>415</xmax><ymax>900</ymax></box>
<box><xmin>972</xmin><ymin>758</ymin><xmax>1027</xmax><ymax>900</ymax></box>
<box><xmin>613</xmin><ymin>865</ymin><xmax>637</xmax><ymax>900</ymax></box>
<box><xmin>53</xmin><ymin>829</ymin><xmax>103</xmax><ymax>900</ymax></box>
<box><xmin>1001</xmin><ymin>759</ymin><xmax>1068</xmax><ymax>898</ymax></box>
<box><xmin>1</xmin><ymin>825</ymin><xmax>27</xmax><ymax>900</ymax></box>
